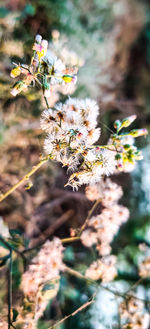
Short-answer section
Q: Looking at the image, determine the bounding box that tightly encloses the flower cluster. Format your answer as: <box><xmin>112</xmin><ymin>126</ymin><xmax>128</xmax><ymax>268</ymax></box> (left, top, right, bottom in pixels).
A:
<box><xmin>85</xmin><ymin>255</ymin><xmax>117</xmax><ymax>282</ymax></box>
<box><xmin>112</xmin><ymin>116</ymin><xmax>148</xmax><ymax>172</ymax></box>
<box><xmin>85</xmin><ymin>177</ymin><xmax>123</xmax><ymax>205</ymax></box>
<box><xmin>81</xmin><ymin>179</ymin><xmax>129</xmax><ymax>283</ymax></box>
<box><xmin>119</xmin><ymin>297</ymin><xmax>150</xmax><ymax>329</ymax></box>
<box><xmin>10</xmin><ymin>36</ymin><xmax>147</xmax><ymax>189</ymax></box>
<box><xmin>41</xmin><ymin>97</ymin><xmax>107</xmax><ymax>183</ymax></box>
<box><xmin>10</xmin><ymin>34</ymin><xmax>77</xmax><ymax>98</ymax></box>
<box><xmin>21</xmin><ymin>238</ymin><xmax>64</xmax><ymax>299</ymax></box>
<box><xmin>17</xmin><ymin>238</ymin><xmax>64</xmax><ymax>327</ymax></box>
<box><xmin>41</xmin><ymin>97</ymin><xmax>96</xmax><ymax>184</ymax></box>
<box><xmin>139</xmin><ymin>257</ymin><xmax>150</xmax><ymax>278</ymax></box>
<box><xmin>41</xmin><ymin>99</ymin><xmax>147</xmax><ymax>188</ymax></box>
<box><xmin>81</xmin><ymin>178</ymin><xmax>129</xmax><ymax>256</ymax></box>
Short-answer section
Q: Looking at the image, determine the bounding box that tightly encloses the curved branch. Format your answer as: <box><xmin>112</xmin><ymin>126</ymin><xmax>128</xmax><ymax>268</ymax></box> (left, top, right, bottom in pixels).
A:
<box><xmin>0</xmin><ymin>156</ymin><xmax>49</xmax><ymax>203</ymax></box>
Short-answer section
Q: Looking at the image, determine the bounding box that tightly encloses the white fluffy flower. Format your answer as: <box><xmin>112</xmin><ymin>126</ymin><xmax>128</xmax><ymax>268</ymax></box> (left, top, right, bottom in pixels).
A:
<box><xmin>44</xmin><ymin>51</ymin><xmax>65</xmax><ymax>84</ymax></box>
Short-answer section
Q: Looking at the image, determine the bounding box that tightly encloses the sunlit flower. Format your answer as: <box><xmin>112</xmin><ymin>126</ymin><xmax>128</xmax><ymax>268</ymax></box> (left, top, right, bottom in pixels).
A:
<box><xmin>85</xmin><ymin>255</ymin><xmax>117</xmax><ymax>282</ymax></box>
<box><xmin>139</xmin><ymin>257</ymin><xmax>150</xmax><ymax>278</ymax></box>
<box><xmin>21</xmin><ymin>238</ymin><xmax>64</xmax><ymax>300</ymax></box>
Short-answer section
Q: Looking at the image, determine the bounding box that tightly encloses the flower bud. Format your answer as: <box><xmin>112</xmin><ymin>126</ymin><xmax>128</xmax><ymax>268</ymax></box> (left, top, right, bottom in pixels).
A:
<box><xmin>35</xmin><ymin>34</ymin><xmax>42</xmax><ymax>44</ymax></box>
<box><xmin>115</xmin><ymin>153</ymin><xmax>122</xmax><ymax>160</ymax></box>
<box><xmin>129</xmin><ymin>128</ymin><xmax>148</xmax><ymax>137</ymax></box>
<box><xmin>41</xmin><ymin>39</ymin><xmax>48</xmax><ymax>49</ymax></box>
<box><xmin>10</xmin><ymin>66</ymin><xmax>21</xmax><ymax>78</ymax></box>
<box><xmin>62</xmin><ymin>74</ymin><xmax>77</xmax><ymax>84</ymax></box>
<box><xmin>114</xmin><ymin>120</ymin><xmax>121</xmax><ymax>131</ymax></box>
<box><xmin>123</xmin><ymin>144</ymin><xmax>131</xmax><ymax>150</ymax></box>
<box><xmin>117</xmin><ymin>115</ymin><xmax>137</xmax><ymax>132</ymax></box>
<box><xmin>11</xmin><ymin>80</ymin><xmax>27</xmax><ymax>96</ymax></box>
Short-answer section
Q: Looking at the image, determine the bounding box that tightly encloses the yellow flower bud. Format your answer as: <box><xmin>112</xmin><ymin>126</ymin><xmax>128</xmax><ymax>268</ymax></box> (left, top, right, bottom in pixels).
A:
<box><xmin>129</xmin><ymin>128</ymin><xmax>148</xmax><ymax>137</ymax></box>
<box><xmin>10</xmin><ymin>66</ymin><xmax>21</xmax><ymax>78</ymax></box>
<box><xmin>62</xmin><ymin>74</ymin><xmax>77</xmax><ymax>83</ymax></box>
<box><xmin>118</xmin><ymin>115</ymin><xmax>137</xmax><ymax>132</ymax></box>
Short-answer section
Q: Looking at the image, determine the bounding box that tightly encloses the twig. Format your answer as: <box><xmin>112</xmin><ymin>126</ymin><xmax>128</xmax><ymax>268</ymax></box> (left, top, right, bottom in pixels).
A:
<box><xmin>125</xmin><ymin>277</ymin><xmax>144</xmax><ymax>294</ymax></box>
<box><xmin>22</xmin><ymin>235</ymin><xmax>80</xmax><ymax>255</ymax></box>
<box><xmin>64</xmin><ymin>265</ymin><xmax>150</xmax><ymax>304</ymax></box>
<box><xmin>23</xmin><ymin>210</ymin><xmax>74</xmax><ymax>250</ymax></box>
<box><xmin>8</xmin><ymin>250</ymin><xmax>12</xmax><ymax>329</ymax></box>
<box><xmin>0</xmin><ymin>156</ymin><xmax>49</xmax><ymax>203</ymax></box>
<box><xmin>0</xmin><ymin>235</ymin><xmax>26</xmax><ymax>260</ymax></box>
<box><xmin>61</xmin><ymin>236</ymin><xmax>80</xmax><ymax>244</ymax></box>
<box><xmin>48</xmin><ymin>293</ymin><xmax>96</xmax><ymax>329</ymax></box>
<box><xmin>44</xmin><ymin>96</ymin><xmax>49</xmax><ymax>109</ymax></box>
<box><xmin>79</xmin><ymin>198</ymin><xmax>101</xmax><ymax>234</ymax></box>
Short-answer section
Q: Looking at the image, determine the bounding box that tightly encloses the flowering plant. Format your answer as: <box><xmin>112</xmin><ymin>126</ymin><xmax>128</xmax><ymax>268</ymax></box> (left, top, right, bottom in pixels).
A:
<box><xmin>0</xmin><ymin>35</ymin><xmax>149</xmax><ymax>329</ymax></box>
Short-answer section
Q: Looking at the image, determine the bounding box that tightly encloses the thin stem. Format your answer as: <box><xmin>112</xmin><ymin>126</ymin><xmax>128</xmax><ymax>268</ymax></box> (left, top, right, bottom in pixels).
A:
<box><xmin>0</xmin><ymin>235</ymin><xmax>11</xmax><ymax>251</ymax></box>
<box><xmin>44</xmin><ymin>96</ymin><xmax>49</xmax><ymax>109</ymax></box>
<box><xmin>99</xmin><ymin>119</ymin><xmax>115</xmax><ymax>135</ymax></box>
<box><xmin>125</xmin><ymin>277</ymin><xmax>144</xmax><ymax>294</ymax></box>
<box><xmin>79</xmin><ymin>198</ymin><xmax>101</xmax><ymax>234</ymax></box>
<box><xmin>8</xmin><ymin>250</ymin><xmax>12</xmax><ymax>329</ymax></box>
<box><xmin>22</xmin><ymin>236</ymin><xmax>80</xmax><ymax>255</ymax></box>
<box><xmin>64</xmin><ymin>265</ymin><xmax>150</xmax><ymax>304</ymax></box>
<box><xmin>48</xmin><ymin>293</ymin><xmax>96</xmax><ymax>329</ymax></box>
<box><xmin>0</xmin><ymin>235</ymin><xmax>26</xmax><ymax>261</ymax></box>
<box><xmin>61</xmin><ymin>236</ymin><xmax>80</xmax><ymax>244</ymax></box>
<box><xmin>0</xmin><ymin>156</ymin><xmax>49</xmax><ymax>203</ymax></box>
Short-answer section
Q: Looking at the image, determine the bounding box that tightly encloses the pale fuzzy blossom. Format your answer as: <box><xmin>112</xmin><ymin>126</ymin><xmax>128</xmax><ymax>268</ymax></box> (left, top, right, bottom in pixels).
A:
<box><xmin>119</xmin><ymin>297</ymin><xmax>150</xmax><ymax>329</ymax></box>
<box><xmin>97</xmin><ymin>149</ymin><xmax>116</xmax><ymax>176</ymax></box>
<box><xmin>40</xmin><ymin>98</ymin><xmax>120</xmax><ymax>188</ymax></box>
<box><xmin>44</xmin><ymin>51</ymin><xmax>65</xmax><ymax>84</ymax></box>
<box><xmin>16</xmin><ymin>314</ymin><xmax>37</xmax><ymax>329</ymax></box>
<box><xmin>40</xmin><ymin>97</ymin><xmax>112</xmax><ymax>186</ymax></box>
<box><xmin>96</xmin><ymin>242</ymin><xmax>112</xmax><ymax>256</ymax></box>
<box><xmin>67</xmin><ymin>149</ymin><xmax>116</xmax><ymax>188</ymax></box>
<box><xmin>40</xmin><ymin>108</ymin><xmax>59</xmax><ymax>133</ymax></box>
<box><xmin>21</xmin><ymin>238</ymin><xmax>64</xmax><ymax>300</ymax></box>
<box><xmin>139</xmin><ymin>257</ymin><xmax>150</xmax><ymax>278</ymax></box>
<box><xmin>85</xmin><ymin>178</ymin><xmax>123</xmax><ymax>206</ymax></box>
<box><xmin>81</xmin><ymin>201</ymin><xmax>129</xmax><ymax>255</ymax></box>
<box><xmin>81</xmin><ymin>229</ymin><xmax>98</xmax><ymax>247</ymax></box>
<box><xmin>85</xmin><ymin>255</ymin><xmax>117</xmax><ymax>282</ymax></box>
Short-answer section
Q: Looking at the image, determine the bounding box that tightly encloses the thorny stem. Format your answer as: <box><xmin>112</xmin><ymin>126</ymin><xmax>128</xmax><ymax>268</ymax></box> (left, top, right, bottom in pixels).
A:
<box><xmin>0</xmin><ymin>156</ymin><xmax>49</xmax><ymax>203</ymax></box>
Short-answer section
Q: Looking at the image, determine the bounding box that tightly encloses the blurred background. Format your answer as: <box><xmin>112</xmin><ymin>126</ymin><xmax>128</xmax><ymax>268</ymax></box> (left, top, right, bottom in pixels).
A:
<box><xmin>0</xmin><ymin>0</ymin><xmax>150</xmax><ymax>328</ymax></box>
